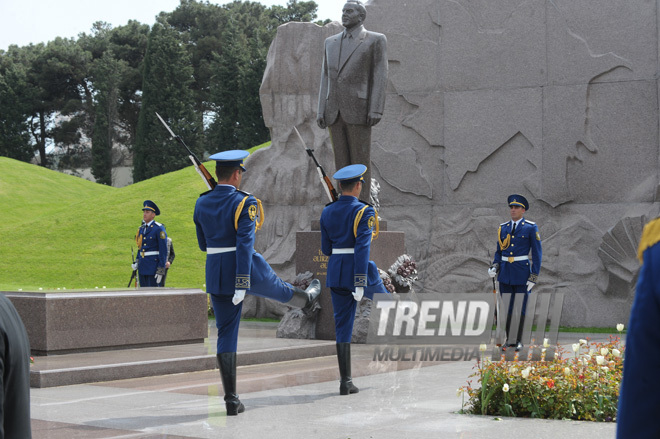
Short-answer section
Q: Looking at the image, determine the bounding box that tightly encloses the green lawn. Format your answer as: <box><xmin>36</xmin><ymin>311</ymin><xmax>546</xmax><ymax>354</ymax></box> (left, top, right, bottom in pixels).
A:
<box><xmin>0</xmin><ymin>144</ymin><xmax>269</xmax><ymax>291</ymax></box>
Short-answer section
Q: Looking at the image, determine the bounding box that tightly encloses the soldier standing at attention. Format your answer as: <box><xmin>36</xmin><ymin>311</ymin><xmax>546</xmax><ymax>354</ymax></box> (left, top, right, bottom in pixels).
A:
<box><xmin>617</xmin><ymin>216</ymin><xmax>660</xmax><ymax>438</ymax></box>
<box><xmin>320</xmin><ymin>164</ymin><xmax>388</xmax><ymax>395</ymax></box>
<box><xmin>133</xmin><ymin>200</ymin><xmax>168</xmax><ymax>287</ymax></box>
<box><xmin>194</xmin><ymin>150</ymin><xmax>321</xmax><ymax>416</ymax></box>
<box><xmin>488</xmin><ymin>194</ymin><xmax>542</xmax><ymax>351</ymax></box>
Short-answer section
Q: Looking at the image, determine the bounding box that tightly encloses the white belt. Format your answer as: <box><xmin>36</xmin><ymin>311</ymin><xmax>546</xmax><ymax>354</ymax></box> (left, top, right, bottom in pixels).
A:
<box><xmin>502</xmin><ymin>255</ymin><xmax>530</xmax><ymax>263</ymax></box>
<box><xmin>142</xmin><ymin>251</ymin><xmax>159</xmax><ymax>256</ymax></box>
<box><xmin>207</xmin><ymin>247</ymin><xmax>237</xmax><ymax>255</ymax></box>
<box><xmin>333</xmin><ymin>248</ymin><xmax>354</xmax><ymax>254</ymax></box>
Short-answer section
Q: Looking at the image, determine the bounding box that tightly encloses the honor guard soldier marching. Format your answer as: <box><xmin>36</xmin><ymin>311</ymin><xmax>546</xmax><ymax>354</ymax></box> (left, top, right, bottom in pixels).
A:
<box><xmin>133</xmin><ymin>200</ymin><xmax>168</xmax><ymax>287</ymax></box>
<box><xmin>617</xmin><ymin>217</ymin><xmax>660</xmax><ymax>438</ymax></box>
<box><xmin>320</xmin><ymin>164</ymin><xmax>389</xmax><ymax>395</ymax></box>
<box><xmin>194</xmin><ymin>150</ymin><xmax>321</xmax><ymax>416</ymax></box>
<box><xmin>488</xmin><ymin>194</ymin><xmax>542</xmax><ymax>351</ymax></box>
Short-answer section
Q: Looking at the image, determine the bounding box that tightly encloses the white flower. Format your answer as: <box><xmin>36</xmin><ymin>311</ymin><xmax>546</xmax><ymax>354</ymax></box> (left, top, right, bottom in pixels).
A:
<box><xmin>502</xmin><ymin>384</ymin><xmax>510</xmax><ymax>393</ymax></box>
<box><xmin>543</xmin><ymin>338</ymin><xmax>550</xmax><ymax>348</ymax></box>
<box><xmin>601</xmin><ymin>348</ymin><xmax>609</xmax><ymax>356</ymax></box>
<box><xmin>479</xmin><ymin>343</ymin><xmax>488</xmax><ymax>352</ymax></box>
<box><xmin>617</xmin><ymin>323</ymin><xmax>624</xmax><ymax>332</ymax></box>
<box><xmin>18</xmin><ymin>289</ymin><xmax>22</xmax><ymax>291</ymax></box>
<box><xmin>583</xmin><ymin>354</ymin><xmax>592</xmax><ymax>362</ymax></box>
<box><xmin>596</xmin><ymin>355</ymin><xmax>606</xmax><ymax>365</ymax></box>
<box><xmin>592</xmin><ymin>372</ymin><xmax>598</xmax><ymax>379</ymax></box>
<box><xmin>39</xmin><ymin>287</ymin><xmax>43</xmax><ymax>291</ymax></box>
<box><xmin>572</xmin><ymin>343</ymin><xmax>580</xmax><ymax>352</ymax></box>
<box><xmin>456</xmin><ymin>388</ymin><xmax>464</xmax><ymax>397</ymax></box>
<box><xmin>554</xmin><ymin>352</ymin><xmax>559</xmax><ymax>359</ymax></box>
<box><xmin>509</xmin><ymin>366</ymin><xmax>518</xmax><ymax>374</ymax></box>
<box><xmin>612</xmin><ymin>349</ymin><xmax>621</xmax><ymax>358</ymax></box>
<box><xmin>521</xmin><ymin>367</ymin><xmax>532</xmax><ymax>379</ymax></box>
<box><xmin>609</xmin><ymin>360</ymin><xmax>616</xmax><ymax>367</ymax></box>
<box><xmin>579</xmin><ymin>339</ymin><xmax>587</xmax><ymax>345</ymax></box>
<box><xmin>564</xmin><ymin>367</ymin><xmax>571</xmax><ymax>376</ymax></box>
<box><xmin>589</xmin><ymin>349</ymin><xmax>596</xmax><ymax>356</ymax></box>
<box><xmin>601</xmin><ymin>366</ymin><xmax>609</xmax><ymax>373</ymax></box>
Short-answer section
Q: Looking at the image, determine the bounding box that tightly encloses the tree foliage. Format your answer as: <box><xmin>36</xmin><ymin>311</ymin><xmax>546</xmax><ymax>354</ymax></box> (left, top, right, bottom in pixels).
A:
<box><xmin>0</xmin><ymin>0</ymin><xmax>324</xmax><ymax>183</ymax></box>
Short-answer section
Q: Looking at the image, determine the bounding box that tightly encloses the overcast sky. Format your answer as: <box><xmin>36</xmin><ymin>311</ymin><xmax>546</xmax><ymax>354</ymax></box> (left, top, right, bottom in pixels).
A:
<box><xmin>0</xmin><ymin>0</ymin><xmax>342</xmax><ymax>51</ymax></box>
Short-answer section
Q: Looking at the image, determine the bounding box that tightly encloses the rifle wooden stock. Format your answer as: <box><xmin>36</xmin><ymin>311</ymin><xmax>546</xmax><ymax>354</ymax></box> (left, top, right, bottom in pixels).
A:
<box><xmin>155</xmin><ymin>112</ymin><xmax>217</xmax><ymax>190</ymax></box>
<box><xmin>293</xmin><ymin>127</ymin><xmax>338</xmax><ymax>202</ymax></box>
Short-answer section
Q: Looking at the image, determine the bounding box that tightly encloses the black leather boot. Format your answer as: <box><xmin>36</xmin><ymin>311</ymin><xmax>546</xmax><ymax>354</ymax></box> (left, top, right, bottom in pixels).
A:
<box><xmin>286</xmin><ymin>279</ymin><xmax>321</xmax><ymax>313</ymax></box>
<box><xmin>217</xmin><ymin>352</ymin><xmax>245</xmax><ymax>415</ymax></box>
<box><xmin>337</xmin><ymin>342</ymin><xmax>359</xmax><ymax>395</ymax></box>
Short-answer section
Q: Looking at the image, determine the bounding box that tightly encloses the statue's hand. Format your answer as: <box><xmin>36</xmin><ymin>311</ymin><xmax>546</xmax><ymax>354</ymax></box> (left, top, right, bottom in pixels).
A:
<box><xmin>367</xmin><ymin>112</ymin><xmax>382</xmax><ymax>126</ymax></box>
<box><xmin>316</xmin><ymin>115</ymin><xmax>326</xmax><ymax>129</ymax></box>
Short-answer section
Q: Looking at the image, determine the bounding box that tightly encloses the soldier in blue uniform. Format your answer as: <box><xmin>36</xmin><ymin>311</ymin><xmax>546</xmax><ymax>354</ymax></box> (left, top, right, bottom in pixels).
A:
<box><xmin>132</xmin><ymin>200</ymin><xmax>168</xmax><ymax>287</ymax></box>
<box><xmin>488</xmin><ymin>194</ymin><xmax>542</xmax><ymax>351</ymax></box>
<box><xmin>617</xmin><ymin>217</ymin><xmax>660</xmax><ymax>438</ymax></box>
<box><xmin>320</xmin><ymin>164</ymin><xmax>388</xmax><ymax>395</ymax></box>
<box><xmin>194</xmin><ymin>150</ymin><xmax>321</xmax><ymax>416</ymax></box>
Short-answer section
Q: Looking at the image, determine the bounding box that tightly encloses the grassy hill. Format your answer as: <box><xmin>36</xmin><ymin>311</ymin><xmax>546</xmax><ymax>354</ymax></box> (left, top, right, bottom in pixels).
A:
<box><xmin>0</xmin><ymin>145</ymin><xmax>270</xmax><ymax>291</ymax></box>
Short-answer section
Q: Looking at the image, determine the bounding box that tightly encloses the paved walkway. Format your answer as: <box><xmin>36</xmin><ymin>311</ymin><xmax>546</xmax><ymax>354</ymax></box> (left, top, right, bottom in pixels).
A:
<box><xmin>29</xmin><ymin>324</ymin><xmax>618</xmax><ymax>438</ymax></box>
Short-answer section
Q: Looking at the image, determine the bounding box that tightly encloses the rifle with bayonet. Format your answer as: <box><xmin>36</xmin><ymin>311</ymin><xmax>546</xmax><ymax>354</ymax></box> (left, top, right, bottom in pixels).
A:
<box><xmin>128</xmin><ymin>247</ymin><xmax>138</xmax><ymax>288</ymax></box>
<box><xmin>155</xmin><ymin>112</ymin><xmax>217</xmax><ymax>190</ymax></box>
<box><xmin>293</xmin><ymin>126</ymin><xmax>338</xmax><ymax>202</ymax></box>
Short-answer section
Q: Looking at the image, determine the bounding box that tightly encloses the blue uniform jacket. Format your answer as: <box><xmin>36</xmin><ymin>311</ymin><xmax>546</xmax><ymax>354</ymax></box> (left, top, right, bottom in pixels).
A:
<box><xmin>493</xmin><ymin>218</ymin><xmax>542</xmax><ymax>286</ymax></box>
<box><xmin>194</xmin><ymin>184</ymin><xmax>258</xmax><ymax>295</ymax></box>
<box><xmin>617</xmin><ymin>217</ymin><xmax>660</xmax><ymax>438</ymax></box>
<box><xmin>320</xmin><ymin>196</ymin><xmax>381</xmax><ymax>296</ymax></box>
<box><xmin>136</xmin><ymin>221</ymin><xmax>167</xmax><ymax>275</ymax></box>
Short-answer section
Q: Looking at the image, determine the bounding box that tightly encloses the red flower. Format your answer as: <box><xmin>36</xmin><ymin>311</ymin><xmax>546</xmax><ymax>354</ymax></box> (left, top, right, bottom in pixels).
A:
<box><xmin>546</xmin><ymin>379</ymin><xmax>555</xmax><ymax>389</ymax></box>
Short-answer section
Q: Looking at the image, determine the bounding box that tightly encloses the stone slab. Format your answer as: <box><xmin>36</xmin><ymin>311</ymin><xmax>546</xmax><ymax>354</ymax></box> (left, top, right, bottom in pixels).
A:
<box><xmin>4</xmin><ymin>289</ymin><xmax>208</xmax><ymax>355</ymax></box>
<box><xmin>296</xmin><ymin>230</ymin><xmax>405</xmax><ymax>340</ymax></box>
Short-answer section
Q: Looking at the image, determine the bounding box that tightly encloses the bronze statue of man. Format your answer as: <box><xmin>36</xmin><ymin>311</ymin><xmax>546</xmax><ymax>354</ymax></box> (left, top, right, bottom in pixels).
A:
<box><xmin>317</xmin><ymin>0</ymin><xmax>388</xmax><ymax>200</ymax></box>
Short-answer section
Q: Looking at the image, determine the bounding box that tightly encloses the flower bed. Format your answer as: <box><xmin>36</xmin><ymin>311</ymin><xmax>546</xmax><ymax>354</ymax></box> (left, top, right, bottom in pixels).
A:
<box><xmin>460</xmin><ymin>333</ymin><xmax>624</xmax><ymax>422</ymax></box>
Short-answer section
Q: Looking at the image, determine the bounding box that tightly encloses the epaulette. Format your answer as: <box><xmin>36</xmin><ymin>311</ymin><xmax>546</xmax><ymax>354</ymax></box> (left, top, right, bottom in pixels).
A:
<box><xmin>358</xmin><ymin>199</ymin><xmax>373</xmax><ymax>207</ymax></box>
<box><xmin>237</xmin><ymin>189</ymin><xmax>253</xmax><ymax>197</ymax></box>
<box><xmin>638</xmin><ymin>217</ymin><xmax>660</xmax><ymax>263</ymax></box>
<box><xmin>525</xmin><ymin>220</ymin><xmax>536</xmax><ymax>225</ymax></box>
<box><xmin>325</xmin><ymin>200</ymin><xmax>337</xmax><ymax>207</ymax></box>
<box><xmin>154</xmin><ymin>221</ymin><xmax>163</xmax><ymax>227</ymax></box>
<box><xmin>199</xmin><ymin>190</ymin><xmax>212</xmax><ymax>197</ymax></box>
<box><xmin>500</xmin><ymin>222</ymin><xmax>509</xmax><ymax>226</ymax></box>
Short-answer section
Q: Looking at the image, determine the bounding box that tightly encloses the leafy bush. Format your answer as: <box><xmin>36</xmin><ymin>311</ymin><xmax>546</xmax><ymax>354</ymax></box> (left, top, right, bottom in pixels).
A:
<box><xmin>460</xmin><ymin>333</ymin><xmax>624</xmax><ymax>422</ymax></box>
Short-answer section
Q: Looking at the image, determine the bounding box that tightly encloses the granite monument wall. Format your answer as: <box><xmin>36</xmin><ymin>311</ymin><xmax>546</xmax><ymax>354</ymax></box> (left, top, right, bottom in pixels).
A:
<box><xmin>247</xmin><ymin>0</ymin><xmax>660</xmax><ymax>327</ymax></box>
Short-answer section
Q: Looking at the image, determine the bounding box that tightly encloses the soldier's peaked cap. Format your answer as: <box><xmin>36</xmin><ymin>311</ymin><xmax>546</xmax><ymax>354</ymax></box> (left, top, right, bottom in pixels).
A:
<box><xmin>142</xmin><ymin>200</ymin><xmax>160</xmax><ymax>215</ymax></box>
<box><xmin>333</xmin><ymin>164</ymin><xmax>367</xmax><ymax>183</ymax></box>
<box><xmin>508</xmin><ymin>194</ymin><xmax>529</xmax><ymax>211</ymax></box>
<box><xmin>209</xmin><ymin>150</ymin><xmax>249</xmax><ymax>171</ymax></box>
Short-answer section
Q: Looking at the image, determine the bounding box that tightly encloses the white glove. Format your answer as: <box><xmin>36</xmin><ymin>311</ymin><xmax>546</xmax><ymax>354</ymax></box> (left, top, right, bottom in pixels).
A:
<box><xmin>155</xmin><ymin>273</ymin><xmax>163</xmax><ymax>284</ymax></box>
<box><xmin>526</xmin><ymin>281</ymin><xmax>535</xmax><ymax>292</ymax></box>
<box><xmin>488</xmin><ymin>266</ymin><xmax>497</xmax><ymax>278</ymax></box>
<box><xmin>233</xmin><ymin>289</ymin><xmax>246</xmax><ymax>305</ymax></box>
<box><xmin>131</xmin><ymin>262</ymin><xmax>138</xmax><ymax>271</ymax></box>
<box><xmin>353</xmin><ymin>287</ymin><xmax>364</xmax><ymax>302</ymax></box>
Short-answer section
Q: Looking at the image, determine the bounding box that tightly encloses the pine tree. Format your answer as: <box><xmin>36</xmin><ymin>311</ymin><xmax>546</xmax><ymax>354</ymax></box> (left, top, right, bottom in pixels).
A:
<box><xmin>133</xmin><ymin>20</ymin><xmax>201</xmax><ymax>182</ymax></box>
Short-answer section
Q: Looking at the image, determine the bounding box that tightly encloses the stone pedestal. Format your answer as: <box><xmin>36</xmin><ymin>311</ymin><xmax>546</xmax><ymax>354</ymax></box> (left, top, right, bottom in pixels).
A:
<box><xmin>296</xmin><ymin>223</ymin><xmax>405</xmax><ymax>341</ymax></box>
<box><xmin>4</xmin><ymin>289</ymin><xmax>208</xmax><ymax>355</ymax></box>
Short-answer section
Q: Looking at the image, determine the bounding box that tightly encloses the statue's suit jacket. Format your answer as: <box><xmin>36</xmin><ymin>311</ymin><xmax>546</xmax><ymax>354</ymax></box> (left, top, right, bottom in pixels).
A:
<box><xmin>318</xmin><ymin>26</ymin><xmax>387</xmax><ymax>126</ymax></box>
